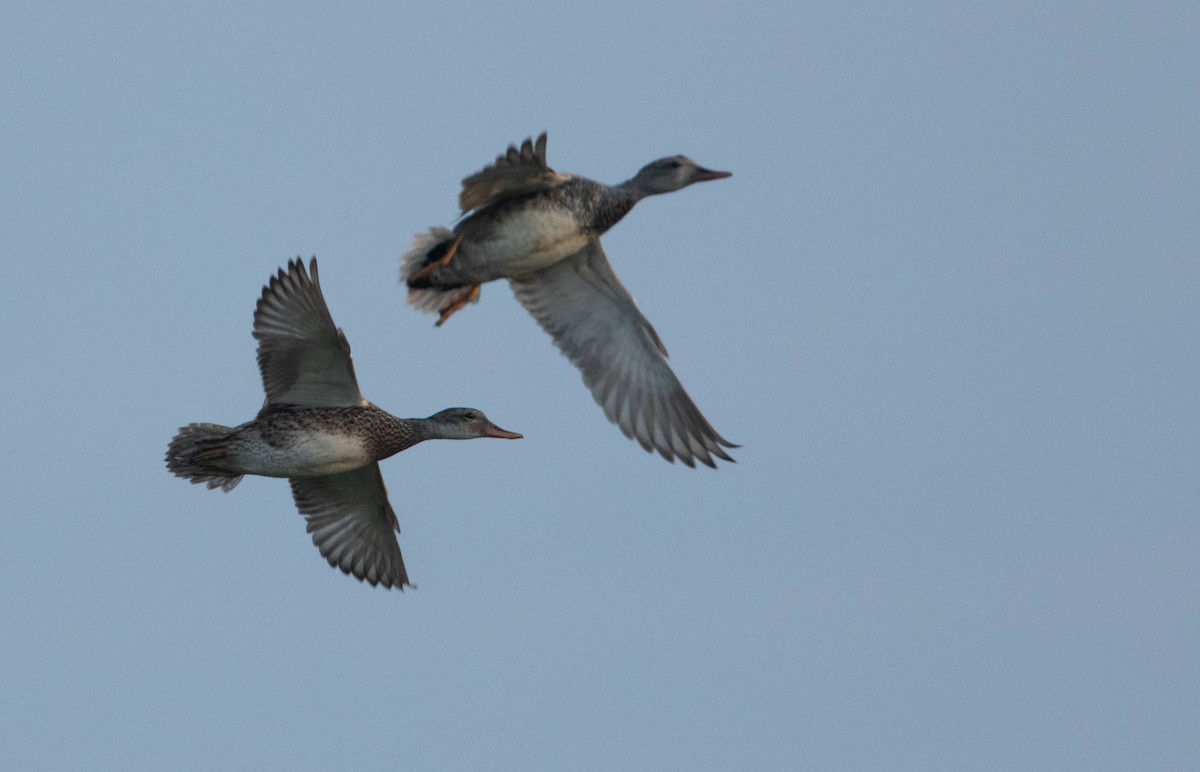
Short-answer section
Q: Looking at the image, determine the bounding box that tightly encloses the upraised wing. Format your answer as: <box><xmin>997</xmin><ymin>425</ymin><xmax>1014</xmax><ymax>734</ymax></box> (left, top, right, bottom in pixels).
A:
<box><xmin>458</xmin><ymin>132</ymin><xmax>571</xmax><ymax>215</ymax></box>
<box><xmin>510</xmin><ymin>240</ymin><xmax>737</xmax><ymax>468</ymax></box>
<box><xmin>253</xmin><ymin>257</ymin><xmax>365</xmax><ymax>408</ymax></box>
<box><xmin>290</xmin><ymin>464</ymin><xmax>410</xmax><ymax>589</ymax></box>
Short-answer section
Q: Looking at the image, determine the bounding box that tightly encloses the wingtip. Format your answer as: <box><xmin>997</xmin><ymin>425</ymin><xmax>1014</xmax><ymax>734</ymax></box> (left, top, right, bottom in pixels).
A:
<box><xmin>337</xmin><ymin>560</ymin><xmax>413</xmax><ymax>591</ymax></box>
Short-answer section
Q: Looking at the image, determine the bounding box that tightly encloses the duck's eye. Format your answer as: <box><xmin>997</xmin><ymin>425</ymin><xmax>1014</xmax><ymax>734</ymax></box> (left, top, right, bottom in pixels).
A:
<box><xmin>668</xmin><ymin>160</ymin><xmax>682</xmax><ymax>169</ymax></box>
<box><xmin>462</xmin><ymin>411</ymin><xmax>478</xmax><ymax>420</ymax></box>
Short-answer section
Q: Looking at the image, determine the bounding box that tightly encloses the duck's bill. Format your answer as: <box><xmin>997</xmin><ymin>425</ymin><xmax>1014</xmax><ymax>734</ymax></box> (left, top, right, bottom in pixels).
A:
<box><xmin>484</xmin><ymin>423</ymin><xmax>523</xmax><ymax>439</ymax></box>
<box><xmin>693</xmin><ymin>167</ymin><xmax>732</xmax><ymax>182</ymax></box>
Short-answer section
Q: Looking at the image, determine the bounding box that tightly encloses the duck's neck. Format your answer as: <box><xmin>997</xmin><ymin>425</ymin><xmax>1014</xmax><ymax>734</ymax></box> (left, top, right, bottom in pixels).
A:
<box><xmin>371</xmin><ymin>412</ymin><xmax>430</xmax><ymax>458</ymax></box>
<box><xmin>578</xmin><ymin>180</ymin><xmax>640</xmax><ymax>235</ymax></box>
<box><xmin>613</xmin><ymin>178</ymin><xmax>655</xmax><ymax>203</ymax></box>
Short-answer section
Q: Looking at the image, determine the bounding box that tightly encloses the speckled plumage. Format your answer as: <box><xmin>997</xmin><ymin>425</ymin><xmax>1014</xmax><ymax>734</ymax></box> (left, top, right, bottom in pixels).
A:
<box><xmin>167</xmin><ymin>258</ymin><xmax>521</xmax><ymax>590</ymax></box>
<box><xmin>401</xmin><ymin>133</ymin><xmax>738</xmax><ymax>468</ymax></box>
<box><xmin>186</xmin><ymin>404</ymin><xmax>427</xmax><ymax>481</ymax></box>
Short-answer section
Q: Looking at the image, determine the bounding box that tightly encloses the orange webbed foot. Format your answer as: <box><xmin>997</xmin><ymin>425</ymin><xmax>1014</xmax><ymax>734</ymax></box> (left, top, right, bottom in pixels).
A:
<box><xmin>410</xmin><ymin>234</ymin><xmax>463</xmax><ymax>283</ymax></box>
<box><xmin>435</xmin><ymin>284</ymin><xmax>481</xmax><ymax>326</ymax></box>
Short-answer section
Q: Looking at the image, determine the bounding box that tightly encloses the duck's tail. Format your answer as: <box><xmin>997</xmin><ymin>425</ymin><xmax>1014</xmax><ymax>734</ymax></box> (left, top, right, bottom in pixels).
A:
<box><xmin>165</xmin><ymin>423</ymin><xmax>244</xmax><ymax>492</ymax></box>
<box><xmin>400</xmin><ymin>227</ymin><xmax>480</xmax><ymax>320</ymax></box>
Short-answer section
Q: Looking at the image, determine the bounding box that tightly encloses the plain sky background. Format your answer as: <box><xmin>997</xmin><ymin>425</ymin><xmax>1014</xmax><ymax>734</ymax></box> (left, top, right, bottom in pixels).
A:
<box><xmin>2</xmin><ymin>3</ymin><xmax>1197</xmax><ymax>769</ymax></box>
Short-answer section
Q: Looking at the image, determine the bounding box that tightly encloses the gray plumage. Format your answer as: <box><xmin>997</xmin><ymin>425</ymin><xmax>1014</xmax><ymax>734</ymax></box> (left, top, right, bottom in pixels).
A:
<box><xmin>167</xmin><ymin>258</ymin><xmax>521</xmax><ymax>589</ymax></box>
<box><xmin>401</xmin><ymin>133</ymin><xmax>737</xmax><ymax>468</ymax></box>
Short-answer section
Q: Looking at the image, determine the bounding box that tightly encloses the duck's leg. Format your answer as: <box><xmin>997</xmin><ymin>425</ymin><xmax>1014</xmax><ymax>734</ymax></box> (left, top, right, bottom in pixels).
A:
<box><xmin>435</xmin><ymin>284</ymin><xmax>481</xmax><ymax>326</ymax></box>
<box><xmin>410</xmin><ymin>234</ymin><xmax>464</xmax><ymax>283</ymax></box>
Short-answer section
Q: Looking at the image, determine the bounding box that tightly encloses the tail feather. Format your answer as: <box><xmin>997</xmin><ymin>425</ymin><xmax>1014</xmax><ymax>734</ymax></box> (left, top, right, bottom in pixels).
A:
<box><xmin>166</xmin><ymin>423</ymin><xmax>244</xmax><ymax>492</ymax></box>
<box><xmin>400</xmin><ymin>227</ymin><xmax>480</xmax><ymax>318</ymax></box>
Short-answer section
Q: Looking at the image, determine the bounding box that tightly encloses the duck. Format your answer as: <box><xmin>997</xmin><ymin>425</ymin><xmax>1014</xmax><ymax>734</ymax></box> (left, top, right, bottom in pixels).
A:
<box><xmin>401</xmin><ymin>133</ymin><xmax>737</xmax><ymax>468</ymax></box>
<box><xmin>166</xmin><ymin>257</ymin><xmax>521</xmax><ymax>589</ymax></box>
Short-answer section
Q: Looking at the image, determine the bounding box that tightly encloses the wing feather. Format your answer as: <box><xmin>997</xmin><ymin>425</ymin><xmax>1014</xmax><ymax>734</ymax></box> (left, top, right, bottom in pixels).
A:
<box><xmin>510</xmin><ymin>241</ymin><xmax>736</xmax><ymax>467</ymax></box>
<box><xmin>289</xmin><ymin>464</ymin><xmax>410</xmax><ymax>589</ymax></box>
<box><xmin>253</xmin><ymin>258</ymin><xmax>365</xmax><ymax>408</ymax></box>
<box><xmin>458</xmin><ymin>133</ymin><xmax>571</xmax><ymax>215</ymax></box>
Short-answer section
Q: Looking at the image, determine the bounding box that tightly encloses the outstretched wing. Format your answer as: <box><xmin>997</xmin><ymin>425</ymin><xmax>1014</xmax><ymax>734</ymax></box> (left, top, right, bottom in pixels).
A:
<box><xmin>458</xmin><ymin>133</ymin><xmax>571</xmax><ymax>215</ymax></box>
<box><xmin>510</xmin><ymin>240</ymin><xmax>737</xmax><ymax>468</ymax></box>
<box><xmin>253</xmin><ymin>257</ymin><xmax>365</xmax><ymax>408</ymax></box>
<box><xmin>289</xmin><ymin>464</ymin><xmax>410</xmax><ymax>589</ymax></box>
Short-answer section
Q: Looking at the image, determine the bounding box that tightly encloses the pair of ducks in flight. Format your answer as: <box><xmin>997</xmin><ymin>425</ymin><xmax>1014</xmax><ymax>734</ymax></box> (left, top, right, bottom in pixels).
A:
<box><xmin>166</xmin><ymin>134</ymin><xmax>736</xmax><ymax>589</ymax></box>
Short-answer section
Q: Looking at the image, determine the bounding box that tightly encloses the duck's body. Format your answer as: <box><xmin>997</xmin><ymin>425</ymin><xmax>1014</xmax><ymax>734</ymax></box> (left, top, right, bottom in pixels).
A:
<box><xmin>227</xmin><ymin>405</ymin><xmax>396</xmax><ymax>477</ymax></box>
<box><xmin>424</xmin><ymin>177</ymin><xmax>639</xmax><ymax>285</ymax></box>
<box><xmin>167</xmin><ymin>258</ymin><xmax>521</xmax><ymax>589</ymax></box>
<box><xmin>171</xmin><ymin>404</ymin><xmax>443</xmax><ymax>481</ymax></box>
<box><xmin>401</xmin><ymin>133</ymin><xmax>737</xmax><ymax>468</ymax></box>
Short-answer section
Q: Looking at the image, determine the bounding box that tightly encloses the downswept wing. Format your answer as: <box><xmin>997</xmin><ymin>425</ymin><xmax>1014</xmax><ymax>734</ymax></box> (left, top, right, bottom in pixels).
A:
<box><xmin>458</xmin><ymin>133</ymin><xmax>571</xmax><ymax>215</ymax></box>
<box><xmin>290</xmin><ymin>464</ymin><xmax>410</xmax><ymax>589</ymax></box>
<box><xmin>510</xmin><ymin>240</ymin><xmax>737</xmax><ymax>468</ymax></box>
<box><xmin>253</xmin><ymin>257</ymin><xmax>365</xmax><ymax>408</ymax></box>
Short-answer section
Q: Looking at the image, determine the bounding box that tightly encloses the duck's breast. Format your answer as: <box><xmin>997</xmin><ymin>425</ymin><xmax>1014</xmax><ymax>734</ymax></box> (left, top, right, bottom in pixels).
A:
<box><xmin>460</xmin><ymin>205</ymin><xmax>591</xmax><ymax>280</ymax></box>
<box><xmin>230</xmin><ymin>426</ymin><xmax>375</xmax><ymax>478</ymax></box>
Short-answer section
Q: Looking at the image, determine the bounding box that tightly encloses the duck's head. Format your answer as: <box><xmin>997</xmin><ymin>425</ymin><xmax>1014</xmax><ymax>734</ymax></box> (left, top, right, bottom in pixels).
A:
<box><xmin>425</xmin><ymin>408</ymin><xmax>523</xmax><ymax>440</ymax></box>
<box><xmin>625</xmin><ymin>155</ymin><xmax>732</xmax><ymax>197</ymax></box>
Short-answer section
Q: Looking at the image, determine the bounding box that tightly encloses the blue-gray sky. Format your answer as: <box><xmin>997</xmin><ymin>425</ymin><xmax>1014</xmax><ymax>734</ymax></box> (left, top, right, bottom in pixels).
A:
<box><xmin>2</xmin><ymin>3</ymin><xmax>1197</xmax><ymax>769</ymax></box>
